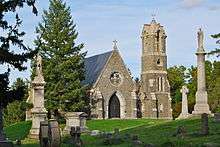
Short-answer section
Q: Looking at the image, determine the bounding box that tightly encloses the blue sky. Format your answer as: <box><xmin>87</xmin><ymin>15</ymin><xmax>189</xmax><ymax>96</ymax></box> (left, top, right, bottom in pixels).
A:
<box><xmin>1</xmin><ymin>0</ymin><xmax>220</xmax><ymax>83</ymax></box>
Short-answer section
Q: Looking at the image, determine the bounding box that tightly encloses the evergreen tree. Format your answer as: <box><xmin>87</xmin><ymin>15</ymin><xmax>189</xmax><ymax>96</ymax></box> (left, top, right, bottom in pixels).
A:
<box><xmin>0</xmin><ymin>0</ymin><xmax>37</xmax><ymax>141</ymax></box>
<box><xmin>34</xmin><ymin>0</ymin><xmax>87</xmax><ymax>116</ymax></box>
<box><xmin>209</xmin><ymin>33</ymin><xmax>220</xmax><ymax>57</ymax></box>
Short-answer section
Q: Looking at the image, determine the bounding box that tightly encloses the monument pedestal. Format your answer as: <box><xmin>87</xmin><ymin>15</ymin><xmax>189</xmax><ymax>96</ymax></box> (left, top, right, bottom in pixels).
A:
<box><xmin>192</xmin><ymin>91</ymin><xmax>211</xmax><ymax>115</ymax></box>
<box><xmin>29</xmin><ymin>108</ymin><xmax>47</xmax><ymax>139</ymax></box>
<box><xmin>177</xmin><ymin>113</ymin><xmax>190</xmax><ymax>119</ymax></box>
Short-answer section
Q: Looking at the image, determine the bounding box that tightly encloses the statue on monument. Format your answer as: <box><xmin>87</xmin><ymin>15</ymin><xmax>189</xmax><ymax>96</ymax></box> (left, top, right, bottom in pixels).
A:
<box><xmin>33</xmin><ymin>53</ymin><xmax>44</xmax><ymax>82</ymax></box>
<box><xmin>36</xmin><ymin>53</ymin><xmax>43</xmax><ymax>76</ymax></box>
<box><xmin>197</xmin><ymin>28</ymin><xmax>204</xmax><ymax>51</ymax></box>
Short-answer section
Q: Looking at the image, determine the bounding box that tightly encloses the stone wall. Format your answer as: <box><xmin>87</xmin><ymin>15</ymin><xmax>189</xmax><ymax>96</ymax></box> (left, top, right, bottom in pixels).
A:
<box><xmin>91</xmin><ymin>50</ymin><xmax>136</xmax><ymax>119</ymax></box>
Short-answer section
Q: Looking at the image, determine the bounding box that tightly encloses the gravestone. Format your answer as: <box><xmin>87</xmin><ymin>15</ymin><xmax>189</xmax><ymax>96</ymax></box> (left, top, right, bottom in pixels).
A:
<box><xmin>48</xmin><ymin>120</ymin><xmax>61</xmax><ymax>147</ymax></box>
<box><xmin>39</xmin><ymin>121</ymin><xmax>49</xmax><ymax>147</ymax></box>
<box><xmin>39</xmin><ymin>120</ymin><xmax>61</xmax><ymax>147</ymax></box>
<box><xmin>114</xmin><ymin>128</ymin><xmax>119</xmax><ymax>136</ymax></box>
<box><xmin>70</xmin><ymin>126</ymin><xmax>82</xmax><ymax>147</ymax></box>
<box><xmin>132</xmin><ymin>135</ymin><xmax>142</xmax><ymax>147</ymax></box>
<box><xmin>178</xmin><ymin>86</ymin><xmax>190</xmax><ymax>119</ymax></box>
<box><xmin>173</xmin><ymin>126</ymin><xmax>187</xmax><ymax>138</ymax></box>
<box><xmin>214</xmin><ymin>113</ymin><xmax>220</xmax><ymax>122</ymax></box>
<box><xmin>201</xmin><ymin>113</ymin><xmax>209</xmax><ymax>135</ymax></box>
<box><xmin>90</xmin><ymin>130</ymin><xmax>100</xmax><ymax>136</ymax></box>
<box><xmin>63</xmin><ymin>112</ymin><xmax>87</xmax><ymax>134</ymax></box>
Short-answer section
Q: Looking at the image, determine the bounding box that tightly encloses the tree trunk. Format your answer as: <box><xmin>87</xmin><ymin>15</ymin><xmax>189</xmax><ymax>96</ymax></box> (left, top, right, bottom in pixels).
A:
<box><xmin>0</xmin><ymin>104</ymin><xmax>6</xmax><ymax>141</ymax></box>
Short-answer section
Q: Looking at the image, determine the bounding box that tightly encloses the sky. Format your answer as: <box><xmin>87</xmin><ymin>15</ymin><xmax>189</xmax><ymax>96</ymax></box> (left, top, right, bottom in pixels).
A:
<box><xmin>1</xmin><ymin>0</ymin><xmax>220</xmax><ymax>84</ymax></box>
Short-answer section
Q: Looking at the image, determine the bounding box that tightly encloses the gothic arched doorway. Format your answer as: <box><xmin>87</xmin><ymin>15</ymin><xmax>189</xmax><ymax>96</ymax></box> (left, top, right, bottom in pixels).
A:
<box><xmin>108</xmin><ymin>93</ymin><xmax>120</xmax><ymax>118</ymax></box>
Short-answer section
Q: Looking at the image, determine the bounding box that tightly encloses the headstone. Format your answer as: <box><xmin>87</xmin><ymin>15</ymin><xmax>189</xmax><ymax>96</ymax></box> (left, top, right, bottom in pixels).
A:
<box><xmin>114</xmin><ymin>128</ymin><xmax>119</xmax><ymax>136</ymax></box>
<box><xmin>70</xmin><ymin>126</ymin><xmax>82</xmax><ymax>147</ymax></box>
<box><xmin>90</xmin><ymin>130</ymin><xmax>100</xmax><ymax>136</ymax></box>
<box><xmin>173</xmin><ymin>126</ymin><xmax>187</xmax><ymax>138</ymax></box>
<box><xmin>214</xmin><ymin>113</ymin><xmax>220</xmax><ymax>122</ymax></box>
<box><xmin>144</xmin><ymin>143</ymin><xmax>155</xmax><ymax>147</ymax></box>
<box><xmin>48</xmin><ymin>120</ymin><xmax>61</xmax><ymax>147</ymax></box>
<box><xmin>201</xmin><ymin>113</ymin><xmax>209</xmax><ymax>135</ymax></box>
<box><xmin>39</xmin><ymin>120</ymin><xmax>60</xmax><ymax>147</ymax></box>
<box><xmin>192</xmin><ymin>29</ymin><xmax>211</xmax><ymax>115</ymax></box>
<box><xmin>15</xmin><ymin>139</ymin><xmax>21</xmax><ymax>146</ymax></box>
<box><xmin>39</xmin><ymin>121</ymin><xmax>49</xmax><ymax>147</ymax></box>
<box><xmin>177</xmin><ymin>86</ymin><xmax>190</xmax><ymax>119</ymax></box>
<box><xmin>63</xmin><ymin>112</ymin><xmax>87</xmax><ymax>134</ymax></box>
<box><xmin>29</xmin><ymin>54</ymin><xmax>47</xmax><ymax>139</ymax></box>
<box><xmin>202</xmin><ymin>143</ymin><xmax>220</xmax><ymax>147</ymax></box>
<box><xmin>132</xmin><ymin>135</ymin><xmax>142</xmax><ymax>147</ymax></box>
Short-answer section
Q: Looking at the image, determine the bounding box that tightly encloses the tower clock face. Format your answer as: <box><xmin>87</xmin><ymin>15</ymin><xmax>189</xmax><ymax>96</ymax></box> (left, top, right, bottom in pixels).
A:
<box><xmin>110</xmin><ymin>72</ymin><xmax>122</xmax><ymax>86</ymax></box>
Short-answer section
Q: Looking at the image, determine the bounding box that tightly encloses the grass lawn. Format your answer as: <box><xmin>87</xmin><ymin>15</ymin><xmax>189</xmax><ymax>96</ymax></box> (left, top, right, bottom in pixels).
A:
<box><xmin>4</xmin><ymin>118</ymin><xmax>220</xmax><ymax>147</ymax></box>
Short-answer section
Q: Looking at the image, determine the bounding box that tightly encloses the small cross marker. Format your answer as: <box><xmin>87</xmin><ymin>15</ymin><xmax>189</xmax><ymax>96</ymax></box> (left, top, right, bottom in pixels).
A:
<box><xmin>113</xmin><ymin>40</ymin><xmax>118</xmax><ymax>50</ymax></box>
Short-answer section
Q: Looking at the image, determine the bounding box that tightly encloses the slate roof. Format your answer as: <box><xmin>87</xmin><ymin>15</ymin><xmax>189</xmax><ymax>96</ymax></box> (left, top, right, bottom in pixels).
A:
<box><xmin>82</xmin><ymin>51</ymin><xmax>113</xmax><ymax>86</ymax></box>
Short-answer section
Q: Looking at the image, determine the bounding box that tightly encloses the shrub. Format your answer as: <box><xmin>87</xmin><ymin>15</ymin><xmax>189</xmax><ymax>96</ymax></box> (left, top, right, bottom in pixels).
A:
<box><xmin>4</xmin><ymin>100</ymin><xmax>26</xmax><ymax>126</ymax></box>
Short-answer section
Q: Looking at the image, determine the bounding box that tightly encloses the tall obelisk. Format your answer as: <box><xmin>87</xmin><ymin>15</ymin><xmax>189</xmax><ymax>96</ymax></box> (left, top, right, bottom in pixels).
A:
<box><xmin>192</xmin><ymin>28</ymin><xmax>211</xmax><ymax>115</ymax></box>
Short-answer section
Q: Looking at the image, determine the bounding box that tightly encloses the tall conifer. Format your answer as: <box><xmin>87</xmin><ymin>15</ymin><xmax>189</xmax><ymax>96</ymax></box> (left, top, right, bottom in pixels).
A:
<box><xmin>34</xmin><ymin>0</ymin><xmax>87</xmax><ymax>115</ymax></box>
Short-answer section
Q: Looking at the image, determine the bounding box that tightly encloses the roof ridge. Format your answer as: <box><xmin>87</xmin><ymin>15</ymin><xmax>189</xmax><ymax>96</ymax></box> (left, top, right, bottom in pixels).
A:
<box><xmin>86</xmin><ymin>50</ymin><xmax>113</xmax><ymax>59</ymax></box>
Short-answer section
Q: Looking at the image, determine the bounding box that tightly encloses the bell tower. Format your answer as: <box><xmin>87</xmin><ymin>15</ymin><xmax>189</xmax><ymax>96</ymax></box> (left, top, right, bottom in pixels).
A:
<box><xmin>140</xmin><ymin>18</ymin><xmax>172</xmax><ymax>119</ymax></box>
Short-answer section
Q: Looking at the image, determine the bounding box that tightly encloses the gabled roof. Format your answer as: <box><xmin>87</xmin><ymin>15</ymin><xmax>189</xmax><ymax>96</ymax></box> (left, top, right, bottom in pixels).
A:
<box><xmin>82</xmin><ymin>51</ymin><xmax>113</xmax><ymax>86</ymax></box>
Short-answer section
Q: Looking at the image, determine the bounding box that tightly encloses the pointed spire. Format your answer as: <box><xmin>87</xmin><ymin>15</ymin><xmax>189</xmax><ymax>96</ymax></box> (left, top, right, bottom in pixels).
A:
<box><xmin>113</xmin><ymin>40</ymin><xmax>118</xmax><ymax>50</ymax></box>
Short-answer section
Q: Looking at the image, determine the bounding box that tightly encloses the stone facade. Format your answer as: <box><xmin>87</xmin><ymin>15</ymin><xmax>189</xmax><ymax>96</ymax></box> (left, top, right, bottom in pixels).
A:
<box><xmin>86</xmin><ymin>49</ymin><xmax>137</xmax><ymax>119</ymax></box>
<box><xmin>139</xmin><ymin>19</ymin><xmax>172</xmax><ymax>119</ymax></box>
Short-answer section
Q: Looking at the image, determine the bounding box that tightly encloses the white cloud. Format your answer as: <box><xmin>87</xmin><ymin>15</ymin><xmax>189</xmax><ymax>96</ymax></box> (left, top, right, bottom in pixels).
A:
<box><xmin>208</xmin><ymin>6</ymin><xmax>220</xmax><ymax>11</ymax></box>
<box><xmin>182</xmin><ymin>0</ymin><xmax>204</xmax><ymax>9</ymax></box>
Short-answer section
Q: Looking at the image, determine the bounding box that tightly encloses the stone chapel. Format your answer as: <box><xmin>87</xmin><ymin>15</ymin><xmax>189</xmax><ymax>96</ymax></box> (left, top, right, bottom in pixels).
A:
<box><xmin>26</xmin><ymin>19</ymin><xmax>174</xmax><ymax>121</ymax></box>
<box><xmin>84</xmin><ymin>19</ymin><xmax>172</xmax><ymax>119</ymax></box>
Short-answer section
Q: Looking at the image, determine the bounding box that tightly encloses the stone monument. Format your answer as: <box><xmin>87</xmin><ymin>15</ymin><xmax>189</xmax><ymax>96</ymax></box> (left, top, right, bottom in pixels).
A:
<box><xmin>29</xmin><ymin>54</ymin><xmax>48</xmax><ymax>139</ymax></box>
<box><xmin>63</xmin><ymin>112</ymin><xmax>87</xmax><ymax>134</ymax></box>
<box><xmin>25</xmin><ymin>88</ymin><xmax>32</xmax><ymax>121</ymax></box>
<box><xmin>192</xmin><ymin>28</ymin><xmax>211</xmax><ymax>115</ymax></box>
<box><xmin>178</xmin><ymin>86</ymin><xmax>190</xmax><ymax>119</ymax></box>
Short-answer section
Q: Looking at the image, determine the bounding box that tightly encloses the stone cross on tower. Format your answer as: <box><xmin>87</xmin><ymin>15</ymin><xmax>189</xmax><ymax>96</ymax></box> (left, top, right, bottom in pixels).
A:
<box><xmin>178</xmin><ymin>86</ymin><xmax>189</xmax><ymax>119</ymax></box>
<box><xmin>192</xmin><ymin>28</ymin><xmax>211</xmax><ymax>115</ymax></box>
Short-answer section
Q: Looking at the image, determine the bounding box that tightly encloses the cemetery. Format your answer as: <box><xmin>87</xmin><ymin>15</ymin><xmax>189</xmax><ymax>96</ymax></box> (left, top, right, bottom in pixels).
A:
<box><xmin>1</xmin><ymin>0</ymin><xmax>220</xmax><ymax>147</ymax></box>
